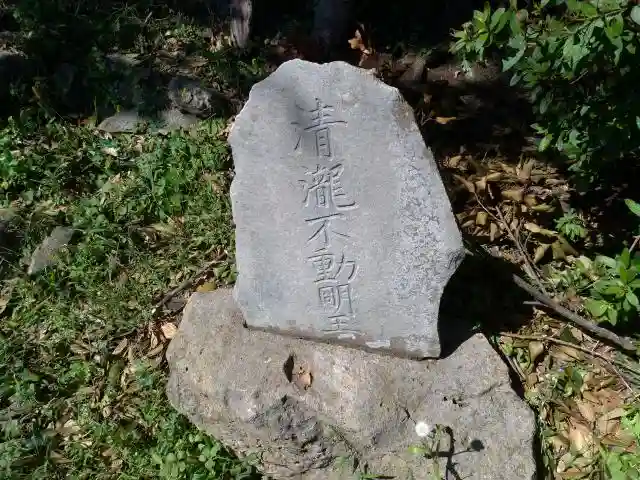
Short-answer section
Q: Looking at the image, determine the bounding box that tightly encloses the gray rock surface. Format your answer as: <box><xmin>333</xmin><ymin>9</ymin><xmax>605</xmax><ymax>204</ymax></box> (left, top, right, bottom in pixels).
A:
<box><xmin>166</xmin><ymin>289</ymin><xmax>537</xmax><ymax>480</ymax></box>
<box><xmin>97</xmin><ymin>110</ymin><xmax>146</xmax><ymax>133</ymax></box>
<box><xmin>97</xmin><ymin>108</ymin><xmax>199</xmax><ymax>134</ymax></box>
<box><xmin>168</xmin><ymin>75</ymin><xmax>227</xmax><ymax>117</ymax></box>
<box><xmin>27</xmin><ymin>226</ymin><xmax>74</xmax><ymax>275</ymax></box>
<box><xmin>229</xmin><ymin>59</ymin><xmax>465</xmax><ymax>358</ymax></box>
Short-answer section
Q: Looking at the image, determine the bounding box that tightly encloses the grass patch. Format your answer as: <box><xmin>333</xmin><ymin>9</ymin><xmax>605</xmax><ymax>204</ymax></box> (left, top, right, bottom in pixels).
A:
<box><xmin>0</xmin><ymin>113</ymin><xmax>256</xmax><ymax>478</ymax></box>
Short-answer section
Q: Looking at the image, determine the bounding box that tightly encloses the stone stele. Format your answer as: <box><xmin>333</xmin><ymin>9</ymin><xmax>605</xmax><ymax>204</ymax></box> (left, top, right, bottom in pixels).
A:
<box><xmin>229</xmin><ymin>59</ymin><xmax>465</xmax><ymax>358</ymax></box>
<box><xmin>167</xmin><ymin>290</ymin><xmax>537</xmax><ymax>479</ymax></box>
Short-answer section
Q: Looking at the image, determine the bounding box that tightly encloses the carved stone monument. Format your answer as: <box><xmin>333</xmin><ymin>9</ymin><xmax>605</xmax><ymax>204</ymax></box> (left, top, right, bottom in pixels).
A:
<box><xmin>167</xmin><ymin>60</ymin><xmax>537</xmax><ymax>479</ymax></box>
<box><xmin>229</xmin><ymin>59</ymin><xmax>465</xmax><ymax>358</ymax></box>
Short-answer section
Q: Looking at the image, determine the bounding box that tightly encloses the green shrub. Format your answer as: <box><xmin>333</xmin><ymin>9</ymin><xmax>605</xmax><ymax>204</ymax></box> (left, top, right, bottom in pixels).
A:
<box><xmin>452</xmin><ymin>0</ymin><xmax>640</xmax><ymax>181</ymax></box>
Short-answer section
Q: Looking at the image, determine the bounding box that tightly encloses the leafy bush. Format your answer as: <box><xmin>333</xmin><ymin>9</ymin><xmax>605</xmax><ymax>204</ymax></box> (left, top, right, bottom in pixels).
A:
<box><xmin>555</xmin><ymin>209</ymin><xmax>588</xmax><ymax>241</ymax></box>
<box><xmin>582</xmin><ymin>199</ymin><xmax>640</xmax><ymax>325</ymax></box>
<box><xmin>451</xmin><ymin>0</ymin><xmax>640</xmax><ymax>180</ymax></box>
<box><xmin>601</xmin><ymin>404</ymin><xmax>640</xmax><ymax>479</ymax></box>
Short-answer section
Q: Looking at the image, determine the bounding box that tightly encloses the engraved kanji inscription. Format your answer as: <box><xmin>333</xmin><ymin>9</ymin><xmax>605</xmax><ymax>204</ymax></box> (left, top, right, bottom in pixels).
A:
<box><xmin>308</xmin><ymin>252</ymin><xmax>358</xmax><ymax>334</ymax></box>
<box><xmin>301</xmin><ymin>164</ymin><xmax>357</xmax><ymax>211</ymax></box>
<box><xmin>292</xmin><ymin>98</ymin><xmax>346</xmax><ymax>157</ymax></box>
<box><xmin>305</xmin><ymin>214</ymin><xmax>349</xmax><ymax>252</ymax></box>
<box><xmin>307</xmin><ymin>252</ymin><xmax>357</xmax><ymax>284</ymax></box>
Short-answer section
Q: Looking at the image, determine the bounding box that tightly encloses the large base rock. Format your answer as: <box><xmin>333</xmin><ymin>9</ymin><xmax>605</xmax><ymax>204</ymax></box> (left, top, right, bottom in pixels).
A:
<box><xmin>166</xmin><ymin>289</ymin><xmax>536</xmax><ymax>479</ymax></box>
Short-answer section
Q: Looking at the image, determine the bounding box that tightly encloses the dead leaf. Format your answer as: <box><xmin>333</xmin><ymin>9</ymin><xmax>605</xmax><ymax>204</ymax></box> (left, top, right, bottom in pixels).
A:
<box><xmin>558</xmin><ymin>236</ymin><xmax>579</xmax><ymax>256</ymax></box>
<box><xmin>524</xmin><ymin>195</ymin><xmax>538</xmax><ymax>207</ymax></box>
<box><xmin>461</xmin><ymin>219</ymin><xmax>476</xmax><ymax>229</ymax></box>
<box><xmin>517</xmin><ymin>159</ymin><xmax>535</xmax><ymax>182</ymax></box>
<box><xmin>101</xmin><ymin>147</ymin><xmax>119</xmax><ymax>157</ymax></box>
<box><xmin>149</xmin><ymin>331</ymin><xmax>158</xmax><ymax>350</ymax></box>
<box><xmin>552</xmin><ymin>241</ymin><xmax>567</xmax><ymax>260</ymax></box>
<box><xmin>146</xmin><ymin>344</ymin><xmax>164</xmax><ymax>358</ymax></box>
<box><xmin>531</xmin><ymin>204</ymin><xmax>555</xmax><ymax>212</ymax></box>
<box><xmin>501</xmin><ymin>188</ymin><xmax>524</xmax><ymax>203</ymax></box>
<box><xmin>548</xmin><ymin>435</ymin><xmax>569</xmax><ymax>453</ymax></box>
<box><xmin>551</xmin><ymin>346</ymin><xmax>579</xmax><ymax>362</ymax></box>
<box><xmin>476</xmin><ymin>211</ymin><xmax>488</xmax><ymax>226</ymax></box>
<box><xmin>448</xmin><ymin>155</ymin><xmax>463</xmax><ymax>168</ymax></box>
<box><xmin>161</xmin><ymin>322</ymin><xmax>178</xmax><ymax>340</ymax></box>
<box><xmin>599</xmin><ymin>407</ymin><xmax>626</xmax><ymax>422</ymax></box>
<box><xmin>475</xmin><ymin>177</ymin><xmax>487</xmax><ymax>192</ymax></box>
<box><xmin>434</xmin><ymin>116</ymin><xmax>457</xmax><ymax>125</ymax></box>
<box><xmin>534</xmin><ymin>244</ymin><xmax>550</xmax><ymax>263</ymax></box>
<box><xmin>70</xmin><ymin>342</ymin><xmax>89</xmax><ymax>355</ymax></box>
<box><xmin>485</xmin><ymin>172</ymin><xmax>503</xmax><ymax>182</ymax></box>
<box><xmin>196</xmin><ymin>281</ymin><xmax>216</xmax><ymax>293</ymax></box>
<box><xmin>582</xmin><ymin>391</ymin><xmax>599</xmax><ymax>404</ymax></box>
<box><xmin>50</xmin><ymin>451</ymin><xmax>72</xmax><ymax>464</ymax></box>
<box><xmin>568</xmin><ymin>423</ymin><xmax>594</xmax><ymax>455</ymax></box>
<box><xmin>575</xmin><ymin>400</ymin><xmax>596</xmax><ymax>423</ymax></box>
<box><xmin>597</xmin><ymin>416</ymin><xmax>620</xmax><ymax>436</ymax></box>
<box><xmin>0</xmin><ymin>295</ymin><xmax>8</xmax><ymax>315</ymax></box>
<box><xmin>528</xmin><ymin>341</ymin><xmax>545</xmax><ymax>362</ymax></box>
<box><xmin>524</xmin><ymin>222</ymin><xmax>557</xmax><ymax>236</ymax></box>
<box><xmin>489</xmin><ymin>222</ymin><xmax>500</xmax><ymax>241</ymax></box>
<box><xmin>453</xmin><ymin>174</ymin><xmax>475</xmax><ymax>193</ymax></box>
<box><xmin>556</xmin><ymin>452</ymin><xmax>574</xmax><ymax>473</ymax></box>
<box><xmin>112</xmin><ymin>339</ymin><xmax>128</xmax><ymax>356</ymax></box>
<box><xmin>558</xmin><ymin>345</ymin><xmax>582</xmax><ymax>360</ymax></box>
<box><xmin>347</xmin><ymin>29</ymin><xmax>371</xmax><ymax>54</ymax></box>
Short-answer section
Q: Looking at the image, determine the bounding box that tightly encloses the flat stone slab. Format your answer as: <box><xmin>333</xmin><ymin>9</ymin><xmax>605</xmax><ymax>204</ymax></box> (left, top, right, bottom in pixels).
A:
<box><xmin>229</xmin><ymin>60</ymin><xmax>465</xmax><ymax>358</ymax></box>
<box><xmin>27</xmin><ymin>226</ymin><xmax>74</xmax><ymax>275</ymax></box>
<box><xmin>166</xmin><ymin>289</ymin><xmax>536</xmax><ymax>480</ymax></box>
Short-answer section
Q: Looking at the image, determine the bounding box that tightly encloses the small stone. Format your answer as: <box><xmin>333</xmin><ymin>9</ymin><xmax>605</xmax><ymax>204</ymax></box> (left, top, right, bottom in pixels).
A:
<box><xmin>167</xmin><ymin>76</ymin><xmax>223</xmax><ymax>117</ymax></box>
<box><xmin>97</xmin><ymin>111</ymin><xmax>146</xmax><ymax>133</ymax></box>
<box><xmin>27</xmin><ymin>226</ymin><xmax>74</xmax><ymax>275</ymax></box>
<box><xmin>157</xmin><ymin>108</ymin><xmax>199</xmax><ymax>132</ymax></box>
<box><xmin>229</xmin><ymin>59</ymin><xmax>465</xmax><ymax>358</ymax></box>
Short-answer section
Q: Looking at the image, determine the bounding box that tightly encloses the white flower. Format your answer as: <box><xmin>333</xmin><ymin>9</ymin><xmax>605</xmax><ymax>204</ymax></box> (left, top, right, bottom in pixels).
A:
<box><xmin>414</xmin><ymin>421</ymin><xmax>434</xmax><ymax>438</ymax></box>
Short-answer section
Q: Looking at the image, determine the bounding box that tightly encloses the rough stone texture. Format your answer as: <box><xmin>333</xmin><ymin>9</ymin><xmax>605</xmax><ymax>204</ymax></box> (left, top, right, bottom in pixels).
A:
<box><xmin>27</xmin><ymin>226</ymin><xmax>74</xmax><ymax>275</ymax></box>
<box><xmin>97</xmin><ymin>108</ymin><xmax>199</xmax><ymax>134</ymax></box>
<box><xmin>229</xmin><ymin>59</ymin><xmax>464</xmax><ymax>359</ymax></box>
<box><xmin>97</xmin><ymin>111</ymin><xmax>146</xmax><ymax>133</ymax></box>
<box><xmin>167</xmin><ymin>289</ymin><xmax>536</xmax><ymax>480</ymax></box>
<box><xmin>167</xmin><ymin>75</ymin><xmax>224</xmax><ymax>117</ymax></box>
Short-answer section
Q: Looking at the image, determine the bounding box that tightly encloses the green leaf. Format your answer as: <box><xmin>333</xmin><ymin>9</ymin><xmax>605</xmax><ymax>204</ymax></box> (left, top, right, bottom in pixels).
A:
<box><xmin>585</xmin><ymin>298</ymin><xmax>608</xmax><ymax>317</ymax></box>
<box><xmin>625</xmin><ymin>198</ymin><xmax>640</xmax><ymax>217</ymax></box>
<box><xmin>619</xmin><ymin>265</ymin><xmax>629</xmax><ymax>283</ymax></box>
<box><xmin>626</xmin><ymin>291</ymin><xmax>639</xmax><ymax>309</ymax></box>
<box><xmin>539</xmin><ymin>134</ymin><xmax>553</xmax><ymax>152</ymax></box>
<box><xmin>605</xmin><ymin>14</ymin><xmax>624</xmax><ymax>43</ymax></box>
<box><xmin>566</xmin><ymin>0</ymin><xmax>579</xmax><ymax>13</ymax></box>
<box><xmin>503</xmin><ymin>50</ymin><xmax>525</xmax><ymax>70</ymax></box>
<box><xmin>596</xmin><ymin>255</ymin><xmax>617</xmax><ymax>269</ymax></box>
<box><xmin>603</xmin><ymin>284</ymin><xmax>624</xmax><ymax>298</ymax></box>
<box><xmin>579</xmin><ymin>2</ymin><xmax>597</xmax><ymax>17</ymax></box>
<box><xmin>490</xmin><ymin>8</ymin><xmax>506</xmax><ymax>30</ymax></box>
<box><xmin>629</xmin><ymin>279</ymin><xmax>640</xmax><ymax>289</ymax></box>
<box><xmin>540</xmin><ymin>94</ymin><xmax>552</xmax><ymax>114</ymax></box>
<box><xmin>631</xmin><ymin>5</ymin><xmax>640</xmax><ymax>26</ymax></box>
<box><xmin>607</xmin><ymin>306</ymin><xmax>618</xmax><ymax>325</ymax></box>
<box><xmin>619</xmin><ymin>248</ymin><xmax>631</xmax><ymax>269</ymax></box>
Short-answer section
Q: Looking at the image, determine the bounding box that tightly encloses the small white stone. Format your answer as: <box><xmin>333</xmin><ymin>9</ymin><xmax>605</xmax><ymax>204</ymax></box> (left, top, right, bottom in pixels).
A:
<box><xmin>415</xmin><ymin>421</ymin><xmax>434</xmax><ymax>438</ymax></box>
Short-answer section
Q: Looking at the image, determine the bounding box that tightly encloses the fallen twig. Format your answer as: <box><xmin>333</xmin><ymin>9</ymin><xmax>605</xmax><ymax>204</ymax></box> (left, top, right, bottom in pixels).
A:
<box><xmin>498</xmin><ymin>332</ymin><xmax>640</xmax><ymax>382</ymax></box>
<box><xmin>511</xmin><ymin>275</ymin><xmax>636</xmax><ymax>353</ymax></box>
<box><xmin>474</xmin><ymin>193</ymin><xmax>548</xmax><ymax>295</ymax></box>
<box><xmin>152</xmin><ymin>254</ymin><xmax>225</xmax><ymax>311</ymax></box>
